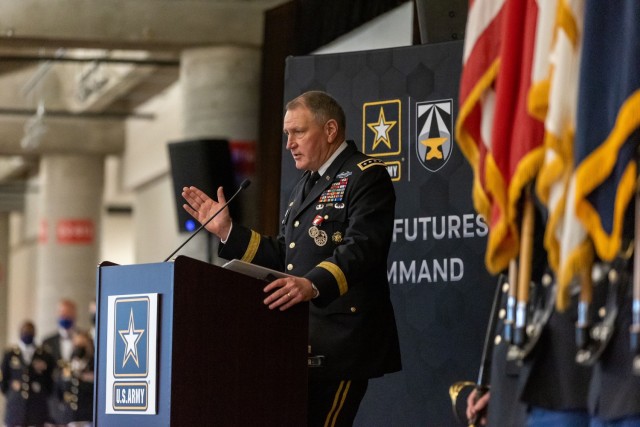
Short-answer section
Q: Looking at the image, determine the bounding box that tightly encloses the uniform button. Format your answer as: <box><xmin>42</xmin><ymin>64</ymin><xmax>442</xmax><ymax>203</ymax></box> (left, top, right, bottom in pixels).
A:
<box><xmin>289</xmin><ymin>242</ymin><xmax>296</xmax><ymax>249</ymax></box>
<box><xmin>498</xmin><ymin>308</ymin><xmax>506</xmax><ymax>319</ymax></box>
<box><xmin>502</xmin><ymin>283</ymin><xmax>509</xmax><ymax>293</ymax></box>
<box><xmin>287</xmin><ymin>264</ymin><xmax>293</xmax><ymax>271</ymax></box>
<box><xmin>22</xmin><ymin>383</ymin><xmax>29</xmax><ymax>391</ymax></box>
<box><xmin>72</xmin><ymin>378</ymin><xmax>79</xmax><ymax>386</ymax></box>
<box><xmin>71</xmin><ymin>386</ymin><xmax>79</xmax><ymax>394</ymax></box>
<box><xmin>289</xmin><ymin>201</ymin><xmax>294</xmax><ymax>207</ymax></box>
<box><xmin>71</xmin><ymin>402</ymin><xmax>78</xmax><ymax>411</ymax></box>
<box><xmin>599</xmin><ymin>307</ymin><xmax>606</xmax><ymax>318</ymax></box>
<box><xmin>350</xmin><ymin>307</ymin><xmax>357</xmax><ymax>313</ymax></box>
<box><xmin>494</xmin><ymin>335</ymin><xmax>502</xmax><ymax>345</ymax></box>
<box><xmin>294</xmin><ymin>220</ymin><xmax>300</xmax><ymax>227</ymax></box>
<box><xmin>21</xmin><ymin>391</ymin><xmax>28</xmax><ymax>399</ymax></box>
<box><xmin>22</xmin><ymin>374</ymin><xmax>29</xmax><ymax>381</ymax></box>
<box><xmin>324</xmin><ymin>215</ymin><xmax>329</xmax><ymax>220</ymax></box>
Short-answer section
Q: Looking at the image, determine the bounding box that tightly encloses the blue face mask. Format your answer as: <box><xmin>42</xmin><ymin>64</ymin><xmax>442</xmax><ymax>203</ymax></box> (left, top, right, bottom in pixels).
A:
<box><xmin>59</xmin><ymin>318</ymin><xmax>74</xmax><ymax>330</ymax></box>
<box><xmin>20</xmin><ymin>334</ymin><xmax>34</xmax><ymax>345</ymax></box>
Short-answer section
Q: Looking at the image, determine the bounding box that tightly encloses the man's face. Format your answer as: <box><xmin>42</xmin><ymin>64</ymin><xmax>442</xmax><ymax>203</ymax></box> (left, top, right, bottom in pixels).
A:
<box><xmin>59</xmin><ymin>302</ymin><xmax>77</xmax><ymax>321</ymax></box>
<box><xmin>283</xmin><ymin>106</ymin><xmax>333</xmax><ymax>171</ymax></box>
<box><xmin>20</xmin><ymin>323</ymin><xmax>35</xmax><ymax>338</ymax></box>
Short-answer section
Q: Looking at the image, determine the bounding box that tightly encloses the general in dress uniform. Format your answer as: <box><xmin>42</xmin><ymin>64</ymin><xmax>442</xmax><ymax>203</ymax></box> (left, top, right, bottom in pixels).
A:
<box><xmin>220</xmin><ymin>140</ymin><xmax>401</xmax><ymax>380</ymax></box>
<box><xmin>183</xmin><ymin>90</ymin><xmax>401</xmax><ymax>426</ymax></box>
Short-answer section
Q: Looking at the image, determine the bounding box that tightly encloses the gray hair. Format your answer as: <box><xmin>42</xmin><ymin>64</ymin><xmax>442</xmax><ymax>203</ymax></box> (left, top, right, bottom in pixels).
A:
<box><xmin>286</xmin><ymin>91</ymin><xmax>346</xmax><ymax>135</ymax></box>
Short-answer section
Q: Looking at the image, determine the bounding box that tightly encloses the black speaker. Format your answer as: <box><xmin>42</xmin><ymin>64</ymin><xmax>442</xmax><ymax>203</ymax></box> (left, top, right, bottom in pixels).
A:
<box><xmin>168</xmin><ymin>139</ymin><xmax>239</xmax><ymax>232</ymax></box>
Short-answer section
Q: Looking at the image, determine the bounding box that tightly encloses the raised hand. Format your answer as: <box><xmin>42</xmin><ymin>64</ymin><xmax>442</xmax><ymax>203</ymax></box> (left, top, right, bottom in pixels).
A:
<box><xmin>181</xmin><ymin>186</ymin><xmax>232</xmax><ymax>240</ymax></box>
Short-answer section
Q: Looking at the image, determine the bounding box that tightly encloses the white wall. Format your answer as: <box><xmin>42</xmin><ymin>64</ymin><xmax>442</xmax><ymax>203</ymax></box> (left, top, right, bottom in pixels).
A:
<box><xmin>122</xmin><ymin>79</ymin><xmax>211</xmax><ymax>264</ymax></box>
<box><xmin>314</xmin><ymin>2</ymin><xmax>413</xmax><ymax>55</ymax></box>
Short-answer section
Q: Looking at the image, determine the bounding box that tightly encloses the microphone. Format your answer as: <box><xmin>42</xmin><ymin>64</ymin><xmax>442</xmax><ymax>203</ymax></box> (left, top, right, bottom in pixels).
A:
<box><xmin>163</xmin><ymin>179</ymin><xmax>251</xmax><ymax>262</ymax></box>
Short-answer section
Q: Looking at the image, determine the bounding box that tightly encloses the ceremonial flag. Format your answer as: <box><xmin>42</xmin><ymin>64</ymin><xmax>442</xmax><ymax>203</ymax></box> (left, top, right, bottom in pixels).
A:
<box><xmin>534</xmin><ymin>0</ymin><xmax>587</xmax><ymax>309</ymax></box>
<box><xmin>457</xmin><ymin>0</ymin><xmax>546</xmax><ymax>274</ymax></box>
<box><xmin>573</xmin><ymin>0</ymin><xmax>640</xmax><ymax>265</ymax></box>
<box><xmin>456</xmin><ymin>0</ymin><xmax>506</xmax><ymax>220</ymax></box>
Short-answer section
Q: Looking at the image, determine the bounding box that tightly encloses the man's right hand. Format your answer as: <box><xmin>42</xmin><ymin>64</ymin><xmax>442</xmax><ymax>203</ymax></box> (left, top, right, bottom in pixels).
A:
<box><xmin>182</xmin><ymin>186</ymin><xmax>232</xmax><ymax>240</ymax></box>
<box><xmin>466</xmin><ymin>388</ymin><xmax>490</xmax><ymax>426</ymax></box>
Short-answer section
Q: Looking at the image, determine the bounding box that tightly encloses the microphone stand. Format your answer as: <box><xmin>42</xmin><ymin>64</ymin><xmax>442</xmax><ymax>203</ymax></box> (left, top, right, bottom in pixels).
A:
<box><xmin>163</xmin><ymin>179</ymin><xmax>250</xmax><ymax>262</ymax></box>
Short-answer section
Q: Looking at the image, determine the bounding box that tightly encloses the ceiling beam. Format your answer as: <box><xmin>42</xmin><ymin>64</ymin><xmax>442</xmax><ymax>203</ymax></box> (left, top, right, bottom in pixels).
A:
<box><xmin>0</xmin><ymin>115</ymin><xmax>125</xmax><ymax>156</ymax></box>
<box><xmin>0</xmin><ymin>0</ymin><xmax>286</xmax><ymax>50</ymax></box>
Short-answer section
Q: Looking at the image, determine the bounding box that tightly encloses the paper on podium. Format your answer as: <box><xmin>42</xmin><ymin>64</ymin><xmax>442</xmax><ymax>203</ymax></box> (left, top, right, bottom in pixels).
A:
<box><xmin>222</xmin><ymin>259</ymin><xmax>293</xmax><ymax>281</ymax></box>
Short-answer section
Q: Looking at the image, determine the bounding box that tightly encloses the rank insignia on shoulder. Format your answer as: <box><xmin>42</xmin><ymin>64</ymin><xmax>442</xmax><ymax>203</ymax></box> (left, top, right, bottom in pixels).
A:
<box><xmin>337</xmin><ymin>171</ymin><xmax>352</xmax><ymax>179</ymax></box>
<box><xmin>358</xmin><ymin>158</ymin><xmax>385</xmax><ymax>170</ymax></box>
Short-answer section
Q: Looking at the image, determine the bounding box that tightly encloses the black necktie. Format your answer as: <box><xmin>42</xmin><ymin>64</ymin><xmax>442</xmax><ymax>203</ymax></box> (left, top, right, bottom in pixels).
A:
<box><xmin>302</xmin><ymin>171</ymin><xmax>320</xmax><ymax>200</ymax></box>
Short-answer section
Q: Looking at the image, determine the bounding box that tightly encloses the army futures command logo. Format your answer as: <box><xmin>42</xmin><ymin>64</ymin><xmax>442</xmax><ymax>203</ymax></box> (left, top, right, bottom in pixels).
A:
<box><xmin>106</xmin><ymin>294</ymin><xmax>158</xmax><ymax>415</ymax></box>
<box><xmin>416</xmin><ymin>99</ymin><xmax>454</xmax><ymax>172</ymax></box>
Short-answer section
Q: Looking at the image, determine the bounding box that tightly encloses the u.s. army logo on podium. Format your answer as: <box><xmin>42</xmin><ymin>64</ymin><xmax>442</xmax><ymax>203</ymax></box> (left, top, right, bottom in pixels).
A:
<box><xmin>105</xmin><ymin>294</ymin><xmax>158</xmax><ymax>414</ymax></box>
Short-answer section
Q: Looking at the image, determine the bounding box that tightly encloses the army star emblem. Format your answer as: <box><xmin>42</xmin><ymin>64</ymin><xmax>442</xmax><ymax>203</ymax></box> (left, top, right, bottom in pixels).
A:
<box><xmin>367</xmin><ymin>108</ymin><xmax>397</xmax><ymax>150</ymax></box>
<box><xmin>119</xmin><ymin>308</ymin><xmax>144</xmax><ymax>368</ymax></box>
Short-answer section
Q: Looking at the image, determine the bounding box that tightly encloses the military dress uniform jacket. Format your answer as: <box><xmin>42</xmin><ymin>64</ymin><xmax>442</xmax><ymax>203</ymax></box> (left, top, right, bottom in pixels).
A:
<box><xmin>42</xmin><ymin>332</ymin><xmax>72</xmax><ymax>424</ymax></box>
<box><xmin>219</xmin><ymin>141</ymin><xmax>402</xmax><ymax>381</ymax></box>
<box><xmin>588</xmin><ymin>277</ymin><xmax>640</xmax><ymax>421</ymax></box>
<box><xmin>42</xmin><ymin>333</ymin><xmax>65</xmax><ymax>363</ymax></box>
<box><xmin>517</xmin><ymin>303</ymin><xmax>592</xmax><ymax>411</ymax></box>
<box><xmin>0</xmin><ymin>346</ymin><xmax>55</xmax><ymax>426</ymax></box>
<box><xmin>56</xmin><ymin>356</ymin><xmax>95</xmax><ymax>423</ymax></box>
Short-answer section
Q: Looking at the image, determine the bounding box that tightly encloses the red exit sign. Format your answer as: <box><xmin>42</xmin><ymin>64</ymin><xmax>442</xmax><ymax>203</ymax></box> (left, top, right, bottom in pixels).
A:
<box><xmin>56</xmin><ymin>219</ymin><xmax>95</xmax><ymax>244</ymax></box>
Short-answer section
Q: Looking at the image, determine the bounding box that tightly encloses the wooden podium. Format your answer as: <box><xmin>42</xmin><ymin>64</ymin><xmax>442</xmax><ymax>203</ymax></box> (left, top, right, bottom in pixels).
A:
<box><xmin>94</xmin><ymin>256</ymin><xmax>308</xmax><ymax>426</ymax></box>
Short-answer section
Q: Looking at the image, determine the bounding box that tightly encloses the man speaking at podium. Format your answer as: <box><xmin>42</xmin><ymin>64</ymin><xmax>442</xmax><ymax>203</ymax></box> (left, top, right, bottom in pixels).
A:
<box><xmin>182</xmin><ymin>90</ymin><xmax>401</xmax><ymax>426</ymax></box>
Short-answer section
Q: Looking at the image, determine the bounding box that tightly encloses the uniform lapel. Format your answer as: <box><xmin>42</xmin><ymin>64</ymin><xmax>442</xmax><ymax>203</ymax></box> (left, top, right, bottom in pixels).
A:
<box><xmin>294</xmin><ymin>142</ymin><xmax>356</xmax><ymax>219</ymax></box>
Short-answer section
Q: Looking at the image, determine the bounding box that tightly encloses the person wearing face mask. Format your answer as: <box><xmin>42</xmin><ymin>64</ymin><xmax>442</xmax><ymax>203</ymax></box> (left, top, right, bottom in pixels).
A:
<box><xmin>0</xmin><ymin>320</ymin><xmax>55</xmax><ymax>427</ymax></box>
<box><xmin>42</xmin><ymin>298</ymin><xmax>79</xmax><ymax>426</ymax></box>
<box><xmin>54</xmin><ymin>331</ymin><xmax>94</xmax><ymax>426</ymax></box>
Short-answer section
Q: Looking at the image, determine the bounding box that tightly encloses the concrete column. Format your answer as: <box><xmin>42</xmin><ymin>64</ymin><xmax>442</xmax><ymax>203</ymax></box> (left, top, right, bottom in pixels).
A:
<box><xmin>0</xmin><ymin>213</ymin><xmax>8</xmax><ymax>350</ymax></box>
<box><xmin>35</xmin><ymin>154</ymin><xmax>104</xmax><ymax>335</ymax></box>
<box><xmin>177</xmin><ymin>46</ymin><xmax>261</xmax><ymax>261</ymax></box>
<box><xmin>6</xmin><ymin>178</ymin><xmax>39</xmax><ymax>343</ymax></box>
<box><xmin>181</xmin><ymin>46</ymin><xmax>261</xmax><ymax>141</ymax></box>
